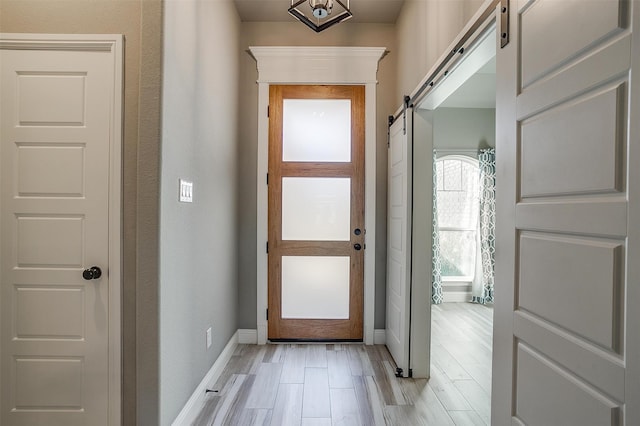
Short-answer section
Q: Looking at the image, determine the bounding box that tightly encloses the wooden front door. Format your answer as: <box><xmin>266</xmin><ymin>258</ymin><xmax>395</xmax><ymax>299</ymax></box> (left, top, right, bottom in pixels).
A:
<box><xmin>268</xmin><ymin>85</ymin><xmax>365</xmax><ymax>340</ymax></box>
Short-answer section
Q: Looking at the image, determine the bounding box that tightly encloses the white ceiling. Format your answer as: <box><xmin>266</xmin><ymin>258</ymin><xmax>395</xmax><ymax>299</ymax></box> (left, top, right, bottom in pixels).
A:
<box><xmin>234</xmin><ymin>0</ymin><xmax>405</xmax><ymax>24</ymax></box>
<box><xmin>439</xmin><ymin>56</ymin><xmax>496</xmax><ymax>109</ymax></box>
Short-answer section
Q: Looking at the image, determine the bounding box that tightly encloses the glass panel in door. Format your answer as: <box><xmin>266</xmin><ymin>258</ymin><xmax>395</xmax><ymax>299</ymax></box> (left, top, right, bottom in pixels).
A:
<box><xmin>281</xmin><ymin>177</ymin><xmax>351</xmax><ymax>241</ymax></box>
<box><xmin>282</xmin><ymin>99</ymin><xmax>351</xmax><ymax>162</ymax></box>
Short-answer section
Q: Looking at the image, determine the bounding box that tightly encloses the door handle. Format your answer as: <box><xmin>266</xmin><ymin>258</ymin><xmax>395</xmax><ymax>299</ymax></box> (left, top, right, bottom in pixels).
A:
<box><xmin>83</xmin><ymin>266</ymin><xmax>102</xmax><ymax>280</ymax></box>
<box><xmin>354</xmin><ymin>243</ymin><xmax>362</xmax><ymax>251</ymax></box>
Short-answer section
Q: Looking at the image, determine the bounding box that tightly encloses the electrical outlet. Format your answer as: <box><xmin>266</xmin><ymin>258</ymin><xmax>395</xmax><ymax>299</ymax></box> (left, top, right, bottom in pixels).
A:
<box><xmin>206</xmin><ymin>327</ymin><xmax>212</xmax><ymax>349</ymax></box>
<box><xmin>179</xmin><ymin>179</ymin><xmax>193</xmax><ymax>203</ymax></box>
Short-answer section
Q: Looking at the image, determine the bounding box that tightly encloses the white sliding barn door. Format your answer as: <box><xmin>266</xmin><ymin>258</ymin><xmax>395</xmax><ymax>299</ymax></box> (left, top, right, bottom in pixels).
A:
<box><xmin>0</xmin><ymin>36</ymin><xmax>122</xmax><ymax>426</ymax></box>
<box><xmin>493</xmin><ymin>1</ymin><xmax>639</xmax><ymax>425</ymax></box>
<box><xmin>386</xmin><ymin>111</ymin><xmax>412</xmax><ymax>377</ymax></box>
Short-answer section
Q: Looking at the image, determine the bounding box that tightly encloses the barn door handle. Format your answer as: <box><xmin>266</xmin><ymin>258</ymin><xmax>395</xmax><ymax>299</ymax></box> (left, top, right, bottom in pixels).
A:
<box><xmin>353</xmin><ymin>243</ymin><xmax>362</xmax><ymax>251</ymax></box>
<box><xmin>83</xmin><ymin>266</ymin><xmax>102</xmax><ymax>280</ymax></box>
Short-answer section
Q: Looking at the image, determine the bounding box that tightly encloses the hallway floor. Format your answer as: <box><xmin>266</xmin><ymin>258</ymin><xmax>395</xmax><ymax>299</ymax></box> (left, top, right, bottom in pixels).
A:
<box><xmin>192</xmin><ymin>303</ymin><xmax>493</xmax><ymax>425</ymax></box>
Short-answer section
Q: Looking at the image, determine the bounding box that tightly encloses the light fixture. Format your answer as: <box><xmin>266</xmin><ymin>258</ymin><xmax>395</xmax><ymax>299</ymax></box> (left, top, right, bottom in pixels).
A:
<box><xmin>288</xmin><ymin>0</ymin><xmax>353</xmax><ymax>33</ymax></box>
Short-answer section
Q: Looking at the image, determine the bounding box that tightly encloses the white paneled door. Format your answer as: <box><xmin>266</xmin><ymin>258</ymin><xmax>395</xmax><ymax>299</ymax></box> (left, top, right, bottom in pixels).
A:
<box><xmin>494</xmin><ymin>1</ymin><xmax>639</xmax><ymax>425</ymax></box>
<box><xmin>386</xmin><ymin>110</ymin><xmax>412</xmax><ymax>377</ymax></box>
<box><xmin>1</xmin><ymin>37</ymin><xmax>121</xmax><ymax>426</ymax></box>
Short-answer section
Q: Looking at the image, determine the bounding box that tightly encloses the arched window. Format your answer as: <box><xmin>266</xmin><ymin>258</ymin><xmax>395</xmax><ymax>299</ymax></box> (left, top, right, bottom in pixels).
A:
<box><xmin>435</xmin><ymin>155</ymin><xmax>480</xmax><ymax>279</ymax></box>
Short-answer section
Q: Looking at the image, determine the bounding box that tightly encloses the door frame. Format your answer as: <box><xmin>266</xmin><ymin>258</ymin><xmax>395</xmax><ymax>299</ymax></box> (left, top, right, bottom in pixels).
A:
<box><xmin>250</xmin><ymin>46</ymin><xmax>386</xmax><ymax>345</ymax></box>
<box><xmin>267</xmin><ymin>84</ymin><xmax>366</xmax><ymax>341</ymax></box>
<box><xmin>392</xmin><ymin>1</ymin><xmax>498</xmax><ymax>379</ymax></box>
<box><xmin>0</xmin><ymin>33</ymin><xmax>123</xmax><ymax>426</ymax></box>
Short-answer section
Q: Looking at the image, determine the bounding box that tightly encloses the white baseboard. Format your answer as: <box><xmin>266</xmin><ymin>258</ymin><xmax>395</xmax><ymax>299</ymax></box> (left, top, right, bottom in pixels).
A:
<box><xmin>239</xmin><ymin>328</ymin><xmax>383</xmax><ymax>345</ymax></box>
<box><xmin>237</xmin><ymin>328</ymin><xmax>380</xmax><ymax>345</ymax></box>
<box><xmin>171</xmin><ymin>331</ymin><xmax>239</xmax><ymax>426</ymax></box>
<box><xmin>238</xmin><ymin>329</ymin><xmax>258</xmax><ymax>344</ymax></box>
<box><xmin>443</xmin><ymin>292</ymin><xmax>472</xmax><ymax>303</ymax></box>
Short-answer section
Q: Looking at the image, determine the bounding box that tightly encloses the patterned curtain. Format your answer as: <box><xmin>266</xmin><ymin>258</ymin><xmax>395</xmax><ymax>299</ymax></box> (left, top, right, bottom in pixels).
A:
<box><xmin>432</xmin><ymin>151</ymin><xmax>443</xmax><ymax>304</ymax></box>
<box><xmin>472</xmin><ymin>148</ymin><xmax>496</xmax><ymax>304</ymax></box>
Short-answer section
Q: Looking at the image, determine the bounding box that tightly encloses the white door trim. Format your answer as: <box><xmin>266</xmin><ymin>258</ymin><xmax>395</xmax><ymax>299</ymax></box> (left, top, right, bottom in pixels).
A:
<box><xmin>249</xmin><ymin>46</ymin><xmax>386</xmax><ymax>345</ymax></box>
<box><xmin>0</xmin><ymin>33</ymin><xmax>123</xmax><ymax>426</ymax></box>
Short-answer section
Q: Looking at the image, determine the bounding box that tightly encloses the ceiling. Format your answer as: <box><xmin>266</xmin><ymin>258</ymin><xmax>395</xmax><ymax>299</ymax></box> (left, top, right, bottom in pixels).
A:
<box><xmin>234</xmin><ymin>0</ymin><xmax>495</xmax><ymax>109</ymax></box>
<box><xmin>234</xmin><ymin>0</ymin><xmax>405</xmax><ymax>24</ymax></box>
<box><xmin>439</xmin><ymin>56</ymin><xmax>496</xmax><ymax>109</ymax></box>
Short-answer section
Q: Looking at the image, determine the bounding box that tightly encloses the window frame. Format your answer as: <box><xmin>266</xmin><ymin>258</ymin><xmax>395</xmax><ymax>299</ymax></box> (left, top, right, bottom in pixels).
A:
<box><xmin>434</xmin><ymin>153</ymin><xmax>481</xmax><ymax>282</ymax></box>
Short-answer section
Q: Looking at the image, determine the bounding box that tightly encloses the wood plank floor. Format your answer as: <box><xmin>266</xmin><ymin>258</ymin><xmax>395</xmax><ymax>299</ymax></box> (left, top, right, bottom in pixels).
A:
<box><xmin>192</xmin><ymin>303</ymin><xmax>493</xmax><ymax>426</ymax></box>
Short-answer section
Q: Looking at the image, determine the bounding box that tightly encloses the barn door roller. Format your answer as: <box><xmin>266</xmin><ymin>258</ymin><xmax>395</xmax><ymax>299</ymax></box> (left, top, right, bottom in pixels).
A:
<box><xmin>500</xmin><ymin>0</ymin><xmax>510</xmax><ymax>48</ymax></box>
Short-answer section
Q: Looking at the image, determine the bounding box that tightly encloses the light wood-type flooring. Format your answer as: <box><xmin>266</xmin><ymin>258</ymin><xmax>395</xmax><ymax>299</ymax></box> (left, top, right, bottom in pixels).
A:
<box><xmin>192</xmin><ymin>302</ymin><xmax>493</xmax><ymax>425</ymax></box>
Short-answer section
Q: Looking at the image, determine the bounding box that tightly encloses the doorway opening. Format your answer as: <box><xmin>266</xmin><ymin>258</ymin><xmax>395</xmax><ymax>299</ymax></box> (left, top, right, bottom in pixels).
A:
<box><xmin>417</xmin><ymin>25</ymin><xmax>496</xmax><ymax>424</ymax></box>
<box><xmin>431</xmin><ymin>153</ymin><xmax>495</xmax><ymax>422</ymax></box>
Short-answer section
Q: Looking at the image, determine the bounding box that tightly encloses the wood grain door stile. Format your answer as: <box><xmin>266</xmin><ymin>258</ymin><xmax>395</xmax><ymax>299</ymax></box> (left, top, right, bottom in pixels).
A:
<box><xmin>268</xmin><ymin>85</ymin><xmax>365</xmax><ymax>340</ymax></box>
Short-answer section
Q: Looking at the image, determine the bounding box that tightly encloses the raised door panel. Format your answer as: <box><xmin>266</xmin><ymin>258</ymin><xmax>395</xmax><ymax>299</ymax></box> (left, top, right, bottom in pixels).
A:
<box><xmin>515</xmin><ymin>344</ymin><xmax>621</xmax><ymax>426</ymax></box>
<box><xmin>15</xmin><ymin>287</ymin><xmax>85</xmax><ymax>339</ymax></box>
<box><xmin>520</xmin><ymin>83</ymin><xmax>625</xmax><ymax>198</ymax></box>
<box><xmin>17</xmin><ymin>73</ymin><xmax>86</xmax><ymax>126</ymax></box>
<box><xmin>16</xmin><ymin>216</ymin><xmax>85</xmax><ymax>268</ymax></box>
<box><xmin>519</xmin><ymin>0</ymin><xmax>624</xmax><ymax>88</ymax></box>
<box><xmin>13</xmin><ymin>358</ymin><xmax>84</xmax><ymax>410</ymax></box>
<box><xmin>17</xmin><ymin>144</ymin><xmax>85</xmax><ymax>197</ymax></box>
<box><xmin>518</xmin><ymin>233</ymin><xmax>623</xmax><ymax>352</ymax></box>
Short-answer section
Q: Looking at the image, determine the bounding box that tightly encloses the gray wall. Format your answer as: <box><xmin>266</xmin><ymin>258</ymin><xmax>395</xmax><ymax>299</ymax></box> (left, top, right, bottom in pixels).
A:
<box><xmin>434</xmin><ymin>107</ymin><xmax>496</xmax><ymax>151</ymax></box>
<box><xmin>160</xmin><ymin>1</ymin><xmax>240</xmax><ymax>424</ymax></box>
<box><xmin>0</xmin><ymin>2</ymin><xmax>163</xmax><ymax>425</ymax></box>
<box><xmin>237</xmin><ymin>22</ymin><xmax>397</xmax><ymax>330</ymax></box>
<box><xmin>396</xmin><ymin>0</ymin><xmax>485</xmax><ymax>100</ymax></box>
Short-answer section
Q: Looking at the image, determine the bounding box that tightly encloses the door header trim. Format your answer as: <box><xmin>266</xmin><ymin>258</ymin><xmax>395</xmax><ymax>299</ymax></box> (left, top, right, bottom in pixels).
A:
<box><xmin>251</xmin><ymin>46</ymin><xmax>385</xmax><ymax>345</ymax></box>
<box><xmin>249</xmin><ymin>46</ymin><xmax>386</xmax><ymax>84</ymax></box>
<box><xmin>0</xmin><ymin>33</ymin><xmax>122</xmax><ymax>52</ymax></box>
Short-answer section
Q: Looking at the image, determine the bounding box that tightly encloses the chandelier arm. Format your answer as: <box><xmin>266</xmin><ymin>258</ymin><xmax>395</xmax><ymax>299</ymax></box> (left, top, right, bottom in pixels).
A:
<box><xmin>287</xmin><ymin>7</ymin><xmax>322</xmax><ymax>32</ymax></box>
<box><xmin>334</xmin><ymin>0</ymin><xmax>350</xmax><ymax>12</ymax></box>
<box><xmin>316</xmin><ymin>11</ymin><xmax>352</xmax><ymax>32</ymax></box>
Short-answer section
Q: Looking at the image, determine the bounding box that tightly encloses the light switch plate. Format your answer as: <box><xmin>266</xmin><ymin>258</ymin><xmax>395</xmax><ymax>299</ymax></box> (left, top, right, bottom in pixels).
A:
<box><xmin>179</xmin><ymin>179</ymin><xmax>193</xmax><ymax>203</ymax></box>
